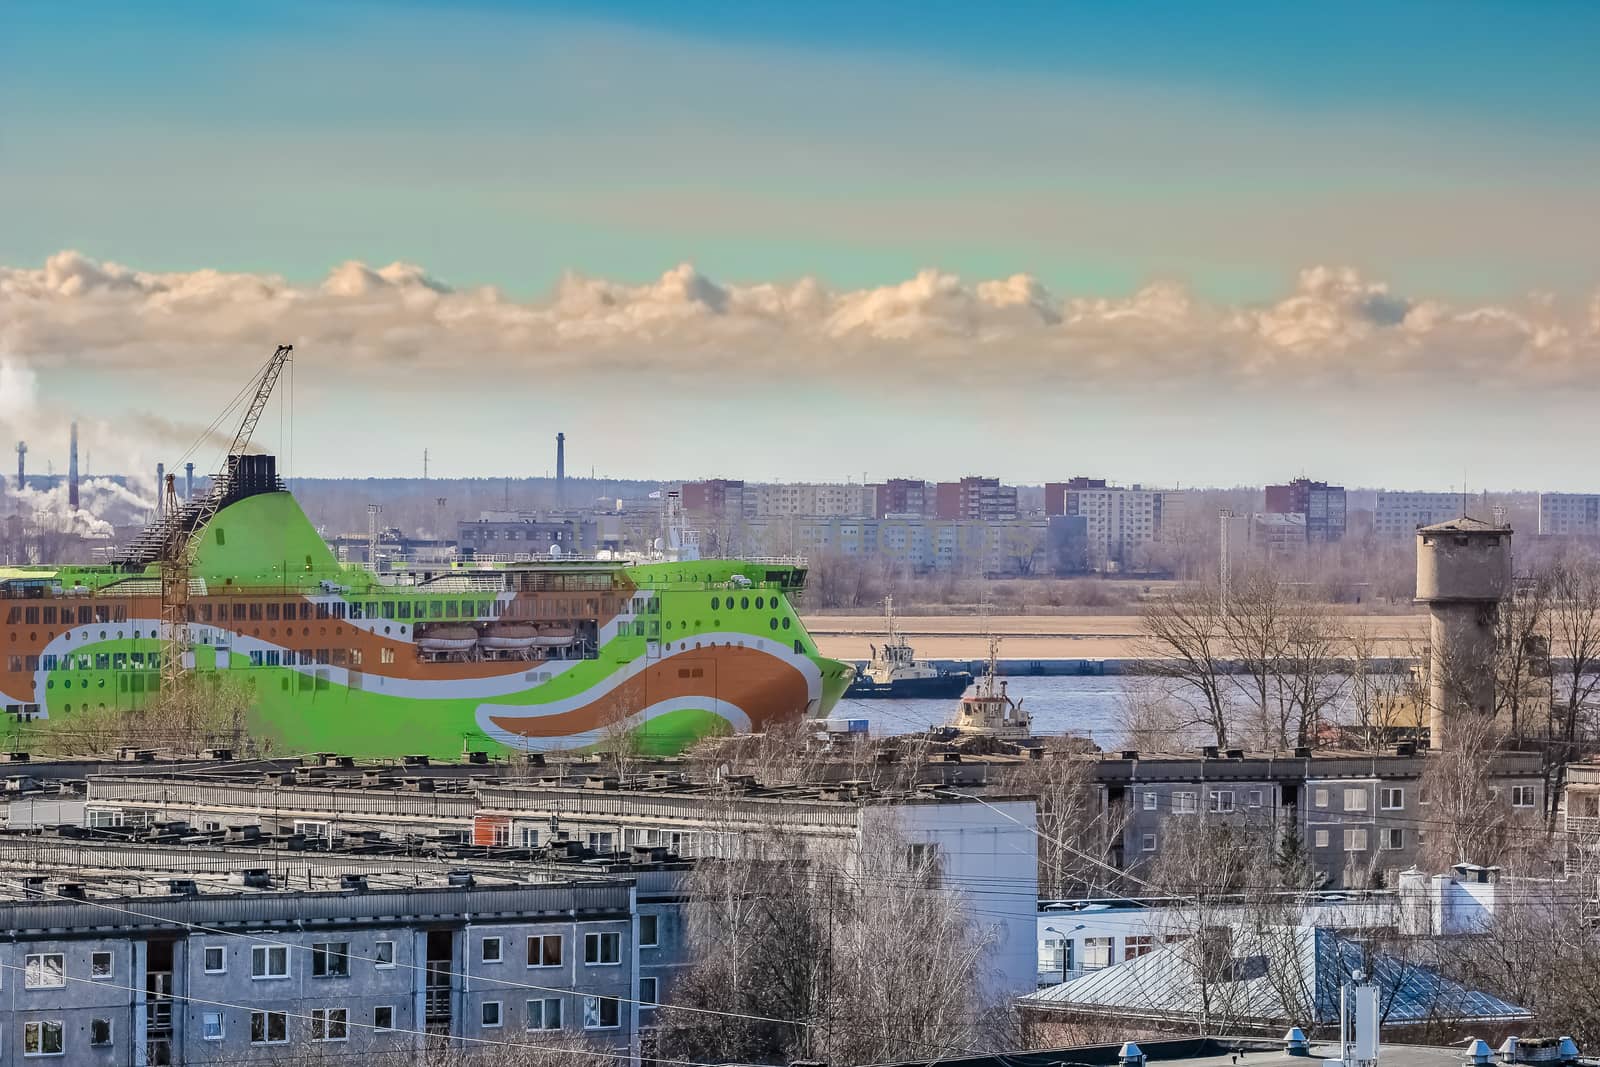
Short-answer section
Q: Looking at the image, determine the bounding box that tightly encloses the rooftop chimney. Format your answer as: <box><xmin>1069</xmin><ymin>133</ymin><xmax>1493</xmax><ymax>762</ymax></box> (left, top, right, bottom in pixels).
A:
<box><xmin>68</xmin><ymin>422</ymin><xmax>78</xmax><ymax>511</ymax></box>
<box><xmin>14</xmin><ymin>440</ymin><xmax>25</xmax><ymax>491</ymax></box>
<box><xmin>156</xmin><ymin>463</ymin><xmax>165</xmax><ymax>519</ymax></box>
<box><xmin>185</xmin><ymin>462</ymin><xmax>195</xmax><ymax>501</ymax></box>
<box><xmin>556</xmin><ymin>432</ymin><xmax>566</xmax><ymax>503</ymax></box>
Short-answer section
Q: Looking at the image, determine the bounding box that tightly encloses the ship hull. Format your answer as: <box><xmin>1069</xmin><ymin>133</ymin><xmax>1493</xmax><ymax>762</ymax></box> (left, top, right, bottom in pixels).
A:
<box><xmin>845</xmin><ymin>672</ymin><xmax>973</xmax><ymax>700</ymax></box>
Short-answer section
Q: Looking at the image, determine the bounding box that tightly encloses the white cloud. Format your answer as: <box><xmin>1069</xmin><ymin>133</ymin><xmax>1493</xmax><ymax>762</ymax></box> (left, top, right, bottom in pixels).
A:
<box><xmin>0</xmin><ymin>251</ymin><xmax>1596</xmax><ymax>394</ymax></box>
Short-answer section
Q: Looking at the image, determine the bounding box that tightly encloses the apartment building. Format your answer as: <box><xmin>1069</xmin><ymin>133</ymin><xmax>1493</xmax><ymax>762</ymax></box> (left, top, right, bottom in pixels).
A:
<box><xmin>457</xmin><ymin>513</ymin><xmax>601</xmax><ymax>557</ymax></box>
<box><xmin>0</xmin><ymin>867</ymin><xmax>647</xmax><ymax>1065</ymax></box>
<box><xmin>738</xmin><ymin>515</ymin><xmax>1049</xmax><ymax>575</ymax></box>
<box><xmin>934</xmin><ymin>476</ymin><xmax>1019</xmax><ymax>522</ymax></box>
<box><xmin>1373</xmin><ymin>491</ymin><xmax>1466</xmax><ymax>540</ymax></box>
<box><xmin>1264</xmin><ymin>478</ymin><xmax>1347</xmax><ymax>543</ymax></box>
<box><xmin>1538</xmin><ymin>492</ymin><xmax>1600</xmax><ymax>537</ymax></box>
<box><xmin>1060</xmin><ymin>484</ymin><xmax>1175</xmax><ymax>569</ymax></box>
<box><xmin>873</xmin><ymin>477</ymin><xmax>932</xmax><ymax>518</ymax></box>
<box><xmin>743</xmin><ymin>482</ymin><xmax>875</xmax><ymax>518</ymax></box>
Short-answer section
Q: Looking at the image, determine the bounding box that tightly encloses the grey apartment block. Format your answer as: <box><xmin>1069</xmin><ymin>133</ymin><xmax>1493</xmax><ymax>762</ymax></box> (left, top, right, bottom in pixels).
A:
<box><xmin>1098</xmin><ymin>751</ymin><xmax>1544</xmax><ymax>890</ymax></box>
<box><xmin>0</xmin><ymin>877</ymin><xmax>646</xmax><ymax>1065</ymax></box>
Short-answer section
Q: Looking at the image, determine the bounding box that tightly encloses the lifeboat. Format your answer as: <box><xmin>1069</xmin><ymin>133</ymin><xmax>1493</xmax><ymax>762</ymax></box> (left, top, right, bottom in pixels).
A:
<box><xmin>479</xmin><ymin>624</ymin><xmax>540</xmax><ymax>651</ymax></box>
<box><xmin>417</xmin><ymin>625</ymin><xmax>480</xmax><ymax>655</ymax></box>
<box><xmin>532</xmin><ymin>626</ymin><xmax>578</xmax><ymax>649</ymax></box>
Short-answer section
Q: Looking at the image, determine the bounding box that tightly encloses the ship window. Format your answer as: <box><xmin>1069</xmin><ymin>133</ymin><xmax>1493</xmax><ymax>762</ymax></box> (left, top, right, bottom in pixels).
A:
<box><xmin>78</xmin><ymin>606</ymin><xmax>92</xmax><ymax>624</ymax></box>
<box><xmin>333</xmin><ymin>602</ymin><xmax>346</xmax><ymax>619</ymax></box>
<box><xmin>234</xmin><ymin>604</ymin><xmax>247</xmax><ymax>621</ymax></box>
<box><xmin>299</xmin><ymin>603</ymin><xmax>313</xmax><ymax>621</ymax></box>
<box><xmin>365</xmin><ymin>601</ymin><xmax>378</xmax><ymax>618</ymax></box>
<box><xmin>782</xmin><ymin>617</ymin><xmax>791</xmax><ymax>629</ymax></box>
<box><xmin>249</xmin><ymin>651</ymin><xmax>264</xmax><ymax>667</ymax></box>
<box><xmin>249</xmin><ymin>603</ymin><xmax>263</xmax><ymax>620</ymax></box>
<box><xmin>755</xmin><ymin>597</ymin><xmax>764</xmax><ymax>609</ymax></box>
<box><xmin>397</xmin><ymin>602</ymin><xmax>410</xmax><ymax>619</ymax></box>
<box><xmin>445</xmin><ymin>601</ymin><xmax>459</xmax><ymax>617</ymax></box>
<box><xmin>266</xmin><ymin>652</ymin><xmax>280</xmax><ymax>667</ymax></box>
<box><xmin>316</xmin><ymin>603</ymin><xmax>330</xmax><ymax>620</ymax></box>
<box><xmin>266</xmin><ymin>603</ymin><xmax>280</xmax><ymax>620</ymax></box>
<box><xmin>383</xmin><ymin>602</ymin><xmax>396</xmax><ymax>618</ymax></box>
<box><xmin>794</xmin><ymin>639</ymin><xmax>804</xmax><ymax>654</ymax></box>
<box><xmin>350</xmin><ymin>602</ymin><xmax>363</xmax><ymax>619</ymax></box>
<box><xmin>381</xmin><ymin>649</ymin><xmax>395</xmax><ymax>664</ymax></box>
<box><xmin>769</xmin><ymin>618</ymin><xmax>778</xmax><ymax>630</ymax></box>
<box><xmin>200</xmin><ymin>605</ymin><xmax>214</xmax><ymax>622</ymax></box>
<box><xmin>711</xmin><ymin>597</ymin><xmax>719</xmax><ymax>611</ymax></box>
<box><xmin>741</xmin><ymin>597</ymin><xmax>750</xmax><ymax>609</ymax></box>
<box><xmin>431</xmin><ymin>602</ymin><xmax>443</xmax><ymax>619</ymax></box>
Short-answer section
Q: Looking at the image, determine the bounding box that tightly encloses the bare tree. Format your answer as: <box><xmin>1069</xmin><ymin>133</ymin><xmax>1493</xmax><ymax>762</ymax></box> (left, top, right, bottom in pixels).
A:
<box><xmin>1223</xmin><ymin>570</ymin><xmax>1293</xmax><ymax>748</ymax></box>
<box><xmin>1418</xmin><ymin>714</ymin><xmax>1537</xmax><ymax>870</ymax></box>
<box><xmin>1137</xmin><ymin>583</ymin><xmax>1235</xmax><ymax>749</ymax></box>
<box><xmin>1012</xmin><ymin>747</ymin><xmax>1115</xmax><ymax>898</ymax></box>
<box><xmin>1543</xmin><ymin>549</ymin><xmax>1600</xmax><ymax>815</ymax></box>
<box><xmin>1346</xmin><ymin>624</ymin><xmax>1424</xmax><ymax>750</ymax></box>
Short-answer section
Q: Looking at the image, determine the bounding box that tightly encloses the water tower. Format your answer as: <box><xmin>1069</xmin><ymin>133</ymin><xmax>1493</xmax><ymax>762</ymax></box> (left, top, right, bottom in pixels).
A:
<box><xmin>1415</xmin><ymin>516</ymin><xmax>1511</xmax><ymax>748</ymax></box>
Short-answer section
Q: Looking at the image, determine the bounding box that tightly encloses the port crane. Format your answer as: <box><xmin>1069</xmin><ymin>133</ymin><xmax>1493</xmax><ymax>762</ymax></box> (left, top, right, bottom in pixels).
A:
<box><xmin>155</xmin><ymin>344</ymin><xmax>294</xmax><ymax>695</ymax></box>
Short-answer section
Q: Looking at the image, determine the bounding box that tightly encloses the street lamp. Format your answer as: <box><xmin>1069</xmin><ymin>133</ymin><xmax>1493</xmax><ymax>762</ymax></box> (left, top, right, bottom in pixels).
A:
<box><xmin>1043</xmin><ymin>923</ymin><xmax>1086</xmax><ymax>985</ymax></box>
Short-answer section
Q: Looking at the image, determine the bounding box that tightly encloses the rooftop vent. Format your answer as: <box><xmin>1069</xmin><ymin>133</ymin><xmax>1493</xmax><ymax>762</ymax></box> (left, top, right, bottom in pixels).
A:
<box><xmin>1284</xmin><ymin>1027</ymin><xmax>1310</xmax><ymax>1057</ymax></box>
<box><xmin>581</xmin><ymin>776</ymin><xmax>619</xmax><ymax>791</ymax></box>
<box><xmin>1119</xmin><ymin>1041</ymin><xmax>1146</xmax><ymax>1067</ymax></box>
<box><xmin>1226</xmin><ymin>748</ymin><xmax>1245</xmax><ymax>759</ymax></box>
<box><xmin>56</xmin><ymin>882</ymin><xmax>87</xmax><ymax>900</ymax></box>
<box><xmin>1393</xmin><ymin>741</ymin><xmax>1417</xmax><ymax>757</ymax></box>
<box><xmin>231</xmin><ymin>868</ymin><xmax>272</xmax><ymax>889</ymax></box>
<box><xmin>339</xmin><ymin>874</ymin><xmax>368</xmax><ymax>892</ymax></box>
<box><xmin>361</xmin><ymin>770</ymin><xmax>398</xmax><ymax>789</ymax></box>
<box><xmin>201</xmin><ymin>747</ymin><xmax>234</xmax><ymax>761</ymax></box>
<box><xmin>1499</xmin><ymin>1037</ymin><xmax>1581</xmax><ymax>1066</ymax></box>
<box><xmin>0</xmin><ymin>751</ymin><xmax>31</xmax><ymax>763</ymax></box>
<box><xmin>522</xmin><ymin>753</ymin><xmax>547</xmax><ymax>768</ymax></box>
<box><xmin>1120</xmin><ymin>750</ymin><xmax>1139</xmax><ymax>760</ymax></box>
<box><xmin>168</xmin><ymin>879</ymin><xmax>199</xmax><ymax>896</ymax></box>
<box><xmin>1466</xmin><ymin>1040</ymin><xmax>1496</xmax><ymax>1067</ymax></box>
<box><xmin>4</xmin><ymin>775</ymin><xmax>39</xmax><ymax>792</ymax></box>
<box><xmin>447</xmin><ymin>870</ymin><xmax>475</xmax><ymax>888</ymax></box>
<box><xmin>1201</xmin><ymin>745</ymin><xmax>1219</xmax><ymax>759</ymax></box>
<box><xmin>402</xmin><ymin>754</ymin><xmax>430</xmax><ymax>768</ymax></box>
<box><xmin>319</xmin><ymin>754</ymin><xmax>354</xmax><ymax>769</ymax></box>
<box><xmin>261</xmin><ymin>771</ymin><xmax>292</xmax><ymax>786</ymax></box>
<box><xmin>117</xmin><ymin>747</ymin><xmax>155</xmax><ymax>763</ymax></box>
<box><xmin>293</xmin><ymin>766</ymin><xmax>327</xmax><ymax>783</ymax></box>
<box><xmin>21</xmin><ymin>876</ymin><xmax>45</xmax><ymax>896</ymax></box>
<box><xmin>224</xmin><ymin>825</ymin><xmax>262</xmax><ymax>843</ymax></box>
<box><xmin>1294</xmin><ymin>746</ymin><xmax>1313</xmax><ymax>759</ymax></box>
<box><xmin>403</xmin><ymin>778</ymin><xmax>435</xmax><ymax>793</ymax></box>
<box><xmin>467</xmin><ymin>751</ymin><xmax>489</xmax><ymax>765</ymax></box>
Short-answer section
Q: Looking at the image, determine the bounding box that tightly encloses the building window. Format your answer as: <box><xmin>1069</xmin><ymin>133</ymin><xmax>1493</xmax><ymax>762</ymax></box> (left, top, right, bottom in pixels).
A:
<box><xmin>374</xmin><ymin>1006</ymin><xmax>395</xmax><ymax>1032</ymax></box>
<box><xmin>528</xmin><ymin>997</ymin><xmax>563</xmax><ymax>1031</ymax></box>
<box><xmin>295</xmin><ymin>819</ymin><xmax>330</xmax><ymax>842</ymax></box>
<box><xmin>23</xmin><ymin>1020</ymin><xmax>64</xmax><ymax>1057</ymax></box>
<box><xmin>251</xmin><ymin>1011</ymin><xmax>289</xmax><ymax>1045</ymax></box>
<box><xmin>482</xmin><ymin>1001</ymin><xmax>503</xmax><ymax>1028</ymax></box>
<box><xmin>312</xmin><ymin>1008</ymin><xmax>348</xmax><ymax>1041</ymax></box>
<box><xmin>1124</xmin><ymin>935</ymin><xmax>1156</xmax><ymax>959</ymax></box>
<box><xmin>1082</xmin><ymin>937</ymin><xmax>1114</xmax><ymax>970</ymax></box>
<box><xmin>1381</xmin><ymin>828</ymin><xmax>1405</xmax><ymax>850</ymax></box>
<box><xmin>520</xmin><ymin>827</ymin><xmax>540</xmax><ymax>848</ymax></box>
<box><xmin>1173</xmin><ymin>791</ymin><xmax>1197</xmax><ymax>814</ymax></box>
<box><xmin>374</xmin><ymin>940</ymin><xmax>395</xmax><ymax>968</ymax></box>
<box><xmin>1248</xmin><ymin>789</ymin><xmax>1263</xmax><ymax>808</ymax></box>
<box><xmin>529</xmin><ymin>934</ymin><xmax>563</xmax><ymax>967</ymax></box>
<box><xmin>1141</xmin><ymin>833</ymin><xmax>1156</xmax><ymax>852</ymax></box>
<box><xmin>312</xmin><ymin>942</ymin><xmax>350</xmax><ymax>978</ymax></box>
<box><xmin>1345</xmin><ymin>828</ymin><xmax>1369</xmax><ymax>852</ymax></box>
<box><xmin>204</xmin><ymin>946</ymin><xmax>226</xmax><ymax>973</ymax></box>
<box><xmin>1512</xmin><ymin>786</ymin><xmax>1537</xmax><ymax>808</ymax></box>
<box><xmin>1314</xmin><ymin>830</ymin><xmax>1330</xmax><ymax>848</ymax></box>
<box><xmin>202</xmin><ymin>1012</ymin><xmax>224</xmax><ymax>1041</ymax></box>
<box><xmin>1381</xmin><ymin>787</ymin><xmax>1404</xmax><ymax>810</ymax></box>
<box><xmin>1210</xmin><ymin>790</ymin><xmax>1235</xmax><ymax>814</ymax></box>
<box><xmin>585</xmin><ymin>931</ymin><xmax>622</xmax><ymax>965</ymax></box>
<box><xmin>91</xmin><ymin>951</ymin><xmax>113</xmax><ymax>979</ymax></box>
<box><xmin>1314</xmin><ymin>788</ymin><xmax>1329</xmax><ymax>808</ymax></box>
<box><xmin>251</xmin><ymin>945</ymin><xmax>289</xmax><ymax>979</ymax></box>
<box><xmin>1344</xmin><ymin>788</ymin><xmax>1368</xmax><ymax>812</ymax></box>
<box><xmin>583</xmin><ymin>995</ymin><xmax>621</xmax><ymax>1030</ymax></box>
<box><xmin>482</xmin><ymin>937</ymin><xmax>503</xmax><ymax>964</ymax></box>
<box><xmin>24</xmin><ymin>953</ymin><xmax>65</xmax><ymax>988</ymax></box>
<box><xmin>640</xmin><ymin>976</ymin><xmax>659</xmax><ymax>1007</ymax></box>
<box><xmin>1143</xmin><ymin>791</ymin><xmax>1158</xmax><ymax>811</ymax></box>
<box><xmin>639</xmin><ymin>914</ymin><xmax>659</xmax><ymax>947</ymax></box>
<box><xmin>89</xmin><ymin>1019</ymin><xmax>112</xmax><ymax>1046</ymax></box>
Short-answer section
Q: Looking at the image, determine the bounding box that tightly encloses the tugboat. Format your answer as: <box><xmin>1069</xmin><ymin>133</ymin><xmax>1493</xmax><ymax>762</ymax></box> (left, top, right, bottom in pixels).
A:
<box><xmin>950</xmin><ymin>634</ymin><xmax>1032</xmax><ymax>740</ymax></box>
<box><xmin>845</xmin><ymin>596</ymin><xmax>973</xmax><ymax>699</ymax></box>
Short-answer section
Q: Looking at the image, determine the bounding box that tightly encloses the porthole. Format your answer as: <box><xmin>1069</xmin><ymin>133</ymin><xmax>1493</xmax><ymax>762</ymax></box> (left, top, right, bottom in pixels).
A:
<box><xmin>782</xmin><ymin>617</ymin><xmax>791</xmax><ymax>629</ymax></box>
<box><xmin>755</xmin><ymin>597</ymin><xmax>764</xmax><ymax>610</ymax></box>
<box><xmin>741</xmin><ymin>597</ymin><xmax>749</xmax><ymax>610</ymax></box>
<box><xmin>769</xmin><ymin>618</ymin><xmax>779</xmax><ymax>631</ymax></box>
<box><xmin>665</xmin><ymin>621</ymin><xmax>673</xmax><ymax>631</ymax></box>
<box><xmin>711</xmin><ymin>597</ymin><xmax>720</xmax><ymax>611</ymax></box>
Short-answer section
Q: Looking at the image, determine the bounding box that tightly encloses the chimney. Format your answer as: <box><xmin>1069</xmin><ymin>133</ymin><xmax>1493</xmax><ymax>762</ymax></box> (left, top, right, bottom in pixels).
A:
<box><xmin>556</xmin><ymin>432</ymin><xmax>566</xmax><ymax>504</ymax></box>
<box><xmin>68</xmin><ymin>422</ymin><xmax>78</xmax><ymax>511</ymax></box>
<box><xmin>156</xmin><ymin>463</ymin><xmax>165</xmax><ymax>518</ymax></box>
<box><xmin>185</xmin><ymin>462</ymin><xmax>195</xmax><ymax>500</ymax></box>
<box><xmin>14</xmin><ymin>440</ymin><xmax>25</xmax><ymax>491</ymax></box>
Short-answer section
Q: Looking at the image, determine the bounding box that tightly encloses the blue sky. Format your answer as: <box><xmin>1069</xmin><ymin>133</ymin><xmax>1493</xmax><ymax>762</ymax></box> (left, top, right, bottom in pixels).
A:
<box><xmin>2</xmin><ymin>1</ymin><xmax>1598</xmax><ymax>486</ymax></box>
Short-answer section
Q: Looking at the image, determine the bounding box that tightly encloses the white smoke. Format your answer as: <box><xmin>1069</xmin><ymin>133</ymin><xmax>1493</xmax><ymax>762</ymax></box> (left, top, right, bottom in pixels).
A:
<box><xmin>0</xmin><ymin>354</ymin><xmax>37</xmax><ymax>421</ymax></box>
<box><xmin>8</xmin><ymin>477</ymin><xmax>155</xmax><ymax>540</ymax></box>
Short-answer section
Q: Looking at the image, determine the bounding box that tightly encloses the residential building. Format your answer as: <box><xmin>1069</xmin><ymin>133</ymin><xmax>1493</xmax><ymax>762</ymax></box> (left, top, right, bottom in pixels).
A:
<box><xmin>1221</xmin><ymin>512</ymin><xmax>1309</xmax><ymax>562</ymax></box>
<box><xmin>743</xmin><ymin>482</ymin><xmax>875</xmax><ymax>518</ymax></box>
<box><xmin>0</xmin><ymin>867</ymin><xmax>648</xmax><ymax>1064</ymax></box>
<box><xmin>81</xmin><ymin>770</ymin><xmax>1040</xmax><ymax>998</ymax></box>
<box><xmin>1264</xmin><ymin>478</ymin><xmax>1347</xmax><ymax>543</ymax></box>
<box><xmin>1538</xmin><ymin>492</ymin><xmax>1600</xmax><ymax>537</ymax></box>
<box><xmin>935</xmin><ymin>476</ymin><xmax>1019</xmax><ymax>522</ymax></box>
<box><xmin>1043</xmin><ymin>478</ymin><xmax>1106</xmax><ymax>518</ymax></box>
<box><xmin>738</xmin><ymin>515</ymin><xmax>1049</xmax><ymax>575</ymax></box>
<box><xmin>1373</xmin><ymin>491</ymin><xmax>1465</xmax><ymax>540</ymax></box>
<box><xmin>1061</xmin><ymin>484</ymin><xmax>1173</xmax><ymax>569</ymax></box>
<box><xmin>457</xmin><ymin>513</ymin><xmax>602</xmax><ymax>557</ymax></box>
<box><xmin>678</xmin><ymin>479</ymin><xmax>746</xmax><ymax>523</ymax></box>
<box><xmin>873</xmin><ymin>477</ymin><xmax>932</xmax><ymax>518</ymax></box>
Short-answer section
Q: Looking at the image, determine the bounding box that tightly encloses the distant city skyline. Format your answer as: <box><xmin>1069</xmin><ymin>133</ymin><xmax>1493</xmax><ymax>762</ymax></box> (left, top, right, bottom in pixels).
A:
<box><xmin>3</xmin><ymin>1</ymin><xmax>1597</xmax><ymax>487</ymax></box>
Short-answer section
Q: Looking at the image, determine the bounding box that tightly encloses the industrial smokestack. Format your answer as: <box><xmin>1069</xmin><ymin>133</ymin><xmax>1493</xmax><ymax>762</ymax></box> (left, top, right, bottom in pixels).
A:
<box><xmin>14</xmin><ymin>441</ymin><xmax>25</xmax><ymax>491</ymax></box>
<box><xmin>68</xmin><ymin>422</ymin><xmax>79</xmax><ymax>511</ymax></box>
<box><xmin>156</xmin><ymin>463</ymin><xmax>165</xmax><ymax>519</ymax></box>
<box><xmin>185</xmin><ymin>462</ymin><xmax>195</xmax><ymax>501</ymax></box>
<box><xmin>556</xmin><ymin>432</ymin><xmax>566</xmax><ymax>504</ymax></box>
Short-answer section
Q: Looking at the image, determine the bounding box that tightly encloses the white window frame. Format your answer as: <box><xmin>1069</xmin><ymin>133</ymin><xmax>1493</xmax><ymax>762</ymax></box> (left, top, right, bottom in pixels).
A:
<box><xmin>1314</xmin><ymin>830</ymin><xmax>1330</xmax><ymax>848</ymax></box>
<box><xmin>251</xmin><ymin>945</ymin><xmax>289</xmax><ymax>980</ymax></box>
<box><xmin>482</xmin><ymin>1000</ymin><xmax>503</xmax><ymax>1029</ymax></box>
<box><xmin>482</xmin><ymin>937</ymin><xmax>503</xmax><ymax>964</ymax></box>
<box><xmin>1380</xmin><ymin>787</ymin><xmax>1404</xmax><ymax>810</ymax></box>
<box><xmin>1344</xmin><ymin>787</ymin><xmax>1369</xmax><ymax>812</ymax></box>
<box><xmin>250</xmin><ymin>1010</ymin><xmax>289</xmax><ymax>1045</ymax></box>
<box><xmin>90</xmin><ymin>951</ymin><xmax>113</xmax><ymax>980</ymax></box>
<box><xmin>584</xmin><ymin>931</ymin><xmax>622</xmax><ymax>966</ymax></box>
<box><xmin>1512</xmin><ymin>785</ymin><xmax>1536</xmax><ymax>809</ymax></box>
<box><xmin>89</xmin><ymin>1018</ymin><xmax>113</xmax><ymax>1047</ymax></box>
<box><xmin>1082</xmin><ymin>936</ymin><xmax>1114</xmax><ymax>971</ymax></box>
<box><xmin>1345</xmin><ymin>828</ymin><xmax>1369</xmax><ymax>852</ymax></box>
<box><xmin>24</xmin><ymin>954</ymin><xmax>65</xmax><ymax>989</ymax></box>
<box><xmin>640</xmin><ymin>976</ymin><xmax>659</xmax><ymax>1007</ymax></box>
<box><xmin>311</xmin><ymin>1008</ymin><xmax>348</xmax><ymax>1043</ymax></box>
<box><xmin>639</xmin><ymin>914</ymin><xmax>659</xmax><ymax>948</ymax></box>
<box><xmin>373</xmin><ymin>940</ymin><xmax>396</xmax><ymax>969</ymax></box>
<box><xmin>1173</xmin><ymin>791</ymin><xmax>1197</xmax><ymax>815</ymax></box>
<box><xmin>583</xmin><ymin>995</ymin><xmax>621</xmax><ymax>1031</ymax></box>
<box><xmin>1314</xmin><ymin>788</ymin><xmax>1329</xmax><ymax>808</ymax></box>
<box><xmin>1142</xmin><ymin>791</ymin><xmax>1158</xmax><ymax>811</ymax></box>
<box><xmin>1248</xmin><ymin>789</ymin><xmax>1263</xmax><ymax>808</ymax></box>
<box><xmin>528</xmin><ymin>934</ymin><xmax>563</xmax><ymax>968</ymax></box>
<box><xmin>202</xmin><ymin>1011</ymin><xmax>225</xmax><ymax>1041</ymax></box>
<box><xmin>23</xmin><ymin>1019</ymin><xmax>65</xmax><ymax>1057</ymax></box>
<box><xmin>1210</xmin><ymin>789</ymin><xmax>1235</xmax><ymax>814</ymax></box>
<box><xmin>527</xmin><ymin>997</ymin><xmax>563</xmax><ymax>1031</ymax></box>
<box><xmin>204</xmin><ymin>946</ymin><xmax>227</xmax><ymax>974</ymax></box>
<box><xmin>374</xmin><ymin>1006</ymin><xmax>395</xmax><ymax>1032</ymax></box>
<box><xmin>311</xmin><ymin>941</ymin><xmax>350</xmax><ymax>979</ymax></box>
<box><xmin>1381</xmin><ymin>827</ymin><xmax>1405</xmax><ymax>851</ymax></box>
<box><xmin>1141</xmin><ymin>833</ymin><xmax>1156</xmax><ymax>852</ymax></box>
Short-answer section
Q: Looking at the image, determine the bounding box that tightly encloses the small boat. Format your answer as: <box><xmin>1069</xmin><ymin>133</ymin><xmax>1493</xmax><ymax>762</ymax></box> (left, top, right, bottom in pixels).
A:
<box><xmin>479</xmin><ymin>624</ymin><xmax>540</xmax><ymax>651</ymax></box>
<box><xmin>532</xmin><ymin>627</ymin><xmax>578</xmax><ymax>649</ymax></box>
<box><xmin>417</xmin><ymin>625</ymin><xmax>480</xmax><ymax>660</ymax></box>
<box><xmin>845</xmin><ymin>596</ymin><xmax>972</xmax><ymax>699</ymax></box>
<box><xmin>950</xmin><ymin>634</ymin><xmax>1031</xmax><ymax>740</ymax></box>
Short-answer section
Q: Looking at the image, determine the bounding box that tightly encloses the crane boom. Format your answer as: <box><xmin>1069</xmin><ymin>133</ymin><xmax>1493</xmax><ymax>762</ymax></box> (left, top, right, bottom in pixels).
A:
<box><xmin>159</xmin><ymin>344</ymin><xmax>294</xmax><ymax>699</ymax></box>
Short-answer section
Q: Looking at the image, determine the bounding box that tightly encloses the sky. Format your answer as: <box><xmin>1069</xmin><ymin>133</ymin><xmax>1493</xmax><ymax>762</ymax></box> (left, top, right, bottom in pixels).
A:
<box><xmin>2</xmin><ymin>0</ymin><xmax>1598</xmax><ymax>489</ymax></box>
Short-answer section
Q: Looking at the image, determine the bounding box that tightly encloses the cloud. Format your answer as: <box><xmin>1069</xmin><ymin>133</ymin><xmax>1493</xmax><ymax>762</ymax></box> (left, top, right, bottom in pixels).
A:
<box><xmin>1</xmin><ymin>251</ymin><xmax>1596</xmax><ymax>394</ymax></box>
